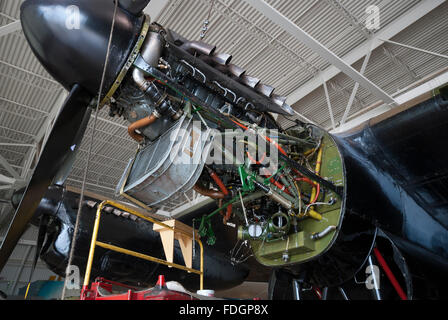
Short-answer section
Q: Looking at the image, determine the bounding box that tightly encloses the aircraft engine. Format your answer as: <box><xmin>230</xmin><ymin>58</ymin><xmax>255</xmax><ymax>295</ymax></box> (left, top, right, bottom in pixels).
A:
<box><xmin>1</xmin><ymin>0</ymin><xmax>381</xmax><ymax>291</ymax></box>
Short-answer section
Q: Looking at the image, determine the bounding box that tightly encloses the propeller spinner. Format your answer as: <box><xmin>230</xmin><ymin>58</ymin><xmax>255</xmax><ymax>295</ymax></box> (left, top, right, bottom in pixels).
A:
<box><xmin>0</xmin><ymin>0</ymin><xmax>151</xmax><ymax>271</ymax></box>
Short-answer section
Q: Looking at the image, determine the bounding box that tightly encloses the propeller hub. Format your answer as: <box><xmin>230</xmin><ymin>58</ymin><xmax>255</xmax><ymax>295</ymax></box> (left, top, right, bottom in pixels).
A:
<box><xmin>20</xmin><ymin>0</ymin><xmax>145</xmax><ymax>95</ymax></box>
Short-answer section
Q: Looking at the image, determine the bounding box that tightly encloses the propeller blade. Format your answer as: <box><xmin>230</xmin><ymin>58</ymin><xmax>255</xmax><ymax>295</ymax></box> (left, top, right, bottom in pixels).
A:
<box><xmin>0</xmin><ymin>84</ymin><xmax>92</xmax><ymax>271</ymax></box>
<box><xmin>52</xmin><ymin>104</ymin><xmax>92</xmax><ymax>185</ymax></box>
<box><xmin>24</xmin><ymin>215</ymin><xmax>49</xmax><ymax>300</ymax></box>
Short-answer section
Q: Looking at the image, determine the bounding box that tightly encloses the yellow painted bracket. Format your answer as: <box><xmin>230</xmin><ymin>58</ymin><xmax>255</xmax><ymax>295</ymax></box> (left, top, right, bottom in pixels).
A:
<box><xmin>153</xmin><ymin>220</ymin><xmax>199</xmax><ymax>270</ymax></box>
<box><xmin>83</xmin><ymin>201</ymin><xmax>204</xmax><ymax>291</ymax></box>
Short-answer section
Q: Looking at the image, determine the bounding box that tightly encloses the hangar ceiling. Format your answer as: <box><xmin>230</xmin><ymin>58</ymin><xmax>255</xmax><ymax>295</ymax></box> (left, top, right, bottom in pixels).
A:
<box><xmin>0</xmin><ymin>0</ymin><xmax>447</xmax><ymax>235</ymax></box>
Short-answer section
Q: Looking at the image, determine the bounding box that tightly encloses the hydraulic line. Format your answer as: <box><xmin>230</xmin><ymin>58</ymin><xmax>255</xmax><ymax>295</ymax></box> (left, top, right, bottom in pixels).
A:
<box><xmin>311</xmin><ymin>226</ymin><xmax>337</xmax><ymax>240</ymax></box>
<box><xmin>268</xmin><ymin>176</ymin><xmax>290</xmax><ymax>195</ymax></box>
<box><xmin>309</xmin><ymin>147</ymin><xmax>323</xmax><ymax>205</ymax></box>
<box><xmin>287</xmin><ymin>173</ymin><xmax>302</xmax><ymax>217</ymax></box>
<box><xmin>207</xmin><ymin>167</ymin><xmax>233</xmax><ymax>223</ymax></box>
<box><xmin>128</xmin><ymin>113</ymin><xmax>158</xmax><ymax>142</ymax></box>
<box><xmin>373</xmin><ymin>247</ymin><xmax>408</xmax><ymax>300</ymax></box>
<box><xmin>198</xmin><ymin>192</ymin><xmax>250</xmax><ymax>243</ymax></box>
<box><xmin>232</xmin><ymin>116</ymin><xmax>340</xmax><ymax>197</ymax></box>
<box><xmin>295</xmin><ymin>147</ymin><xmax>324</xmax><ymax>220</ymax></box>
<box><xmin>280</xmin><ymin>154</ymin><xmax>342</xmax><ymax>197</ymax></box>
<box><xmin>294</xmin><ymin>174</ymin><xmax>320</xmax><ymax>204</ymax></box>
<box><xmin>229</xmin><ymin>118</ymin><xmax>288</xmax><ymax>156</ymax></box>
<box><xmin>295</xmin><ymin>176</ymin><xmax>315</xmax><ymax>186</ymax></box>
<box><xmin>193</xmin><ymin>183</ymin><xmax>226</xmax><ymax>199</ymax></box>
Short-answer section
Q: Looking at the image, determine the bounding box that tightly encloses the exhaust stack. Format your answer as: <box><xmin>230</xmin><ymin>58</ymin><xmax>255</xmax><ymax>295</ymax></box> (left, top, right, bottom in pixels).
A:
<box><xmin>241</xmin><ymin>75</ymin><xmax>261</xmax><ymax>89</ymax></box>
<box><xmin>227</xmin><ymin>64</ymin><xmax>246</xmax><ymax>78</ymax></box>
<box><xmin>255</xmin><ymin>83</ymin><xmax>275</xmax><ymax>97</ymax></box>
<box><xmin>181</xmin><ymin>41</ymin><xmax>216</xmax><ymax>56</ymax></box>
<box><xmin>272</xmin><ymin>94</ymin><xmax>287</xmax><ymax>107</ymax></box>
<box><xmin>212</xmin><ymin>53</ymin><xmax>232</xmax><ymax>66</ymax></box>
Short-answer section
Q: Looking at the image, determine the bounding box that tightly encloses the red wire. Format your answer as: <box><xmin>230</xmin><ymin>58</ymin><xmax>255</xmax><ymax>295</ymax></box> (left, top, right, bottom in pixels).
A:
<box><xmin>247</xmin><ymin>151</ymin><xmax>266</xmax><ymax>165</ymax></box>
<box><xmin>313</xmin><ymin>287</ymin><xmax>322</xmax><ymax>300</ymax></box>
<box><xmin>295</xmin><ymin>177</ymin><xmax>320</xmax><ymax>203</ymax></box>
<box><xmin>230</xmin><ymin>118</ymin><xmax>248</xmax><ymax>130</ymax></box>
<box><xmin>262</xmin><ymin>170</ymin><xmax>291</xmax><ymax>195</ymax></box>
<box><xmin>270</xmin><ymin>178</ymin><xmax>291</xmax><ymax>195</ymax></box>
<box><xmin>373</xmin><ymin>247</ymin><xmax>408</xmax><ymax>300</ymax></box>
<box><xmin>209</xmin><ymin>169</ymin><xmax>233</xmax><ymax>221</ymax></box>
<box><xmin>295</xmin><ymin>177</ymin><xmax>314</xmax><ymax>185</ymax></box>
<box><xmin>230</xmin><ymin>118</ymin><xmax>287</xmax><ymax>156</ymax></box>
<box><xmin>230</xmin><ymin>118</ymin><xmax>317</xmax><ymax>200</ymax></box>
<box><xmin>312</xmin><ymin>183</ymin><xmax>320</xmax><ymax>203</ymax></box>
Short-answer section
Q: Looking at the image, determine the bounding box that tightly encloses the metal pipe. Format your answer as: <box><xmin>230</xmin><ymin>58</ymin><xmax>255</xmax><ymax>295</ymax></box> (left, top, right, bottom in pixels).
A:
<box><xmin>338</xmin><ymin>287</ymin><xmax>349</xmax><ymax>300</ymax></box>
<box><xmin>141</xmin><ymin>31</ymin><xmax>164</xmax><ymax>67</ymax></box>
<box><xmin>181</xmin><ymin>41</ymin><xmax>216</xmax><ymax>56</ymax></box>
<box><xmin>207</xmin><ymin>167</ymin><xmax>233</xmax><ymax>222</ymax></box>
<box><xmin>268</xmin><ymin>191</ymin><xmax>293</xmax><ymax>210</ymax></box>
<box><xmin>212</xmin><ymin>63</ymin><xmax>246</xmax><ymax>79</ymax></box>
<box><xmin>83</xmin><ymin>202</ymin><xmax>104</xmax><ymax>289</ymax></box>
<box><xmin>368</xmin><ymin>255</ymin><xmax>382</xmax><ymax>300</ymax></box>
<box><xmin>239</xmin><ymin>191</ymin><xmax>249</xmax><ymax>226</ymax></box>
<box><xmin>255</xmin><ymin>83</ymin><xmax>275</xmax><ymax>97</ymax></box>
<box><xmin>132</xmin><ymin>67</ymin><xmax>150</xmax><ymax>92</ymax></box>
<box><xmin>127</xmin><ymin>113</ymin><xmax>158</xmax><ymax>142</ymax></box>
<box><xmin>228</xmin><ymin>64</ymin><xmax>246</xmax><ymax>78</ymax></box>
<box><xmin>96</xmin><ymin>241</ymin><xmax>203</xmax><ymax>276</ymax></box>
<box><xmin>200</xmin><ymin>53</ymin><xmax>232</xmax><ymax>67</ymax></box>
<box><xmin>254</xmin><ymin>177</ymin><xmax>295</xmax><ymax>209</ymax></box>
<box><xmin>193</xmin><ymin>183</ymin><xmax>226</xmax><ymax>199</ymax></box>
<box><xmin>231</xmin><ymin>191</ymin><xmax>265</xmax><ymax>209</ymax></box>
<box><xmin>292</xmin><ymin>279</ymin><xmax>301</xmax><ymax>300</ymax></box>
<box><xmin>272</xmin><ymin>94</ymin><xmax>287</xmax><ymax>107</ymax></box>
<box><xmin>133</xmin><ymin>31</ymin><xmax>164</xmax><ymax>92</ymax></box>
<box><xmin>311</xmin><ymin>226</ymin><xmax>337</xmax><ymax>240</ymax></box>
<box><xmin>240</xmin><ymin>75</ymin><xmax>261</xmax><ymax>88</ymax></box>
<box><xmin>205</xmin><ymin>193</ymin><xmax>248</xmax><ymax>221</ymax></box>
<box><xmin>322</xmin><ymin>287</ymin><xmax>328</xmax><ymax>300</ymax></box>
<box><xmin>373</xmin><ymin>247</ymin><xmax>408</xmax><ymax>300</ymax></box>
<box><xmin>212</xmin><ymin>53</ymin><xmax>232</xmax><ymax>66</ymax></box>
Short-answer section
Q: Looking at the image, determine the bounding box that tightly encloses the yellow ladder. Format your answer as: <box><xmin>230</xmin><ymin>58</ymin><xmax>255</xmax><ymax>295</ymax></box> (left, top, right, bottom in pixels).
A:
<box><xmin>83</xmin><ymin>200</ymin><xmax>204</xmax><ymax>291</ymax></box>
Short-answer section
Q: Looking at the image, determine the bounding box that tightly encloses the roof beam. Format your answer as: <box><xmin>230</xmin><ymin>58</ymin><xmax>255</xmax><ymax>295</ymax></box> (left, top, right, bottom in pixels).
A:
<box><xmin>285</xmin><ymin>0</ymin><xmax>445</xmax><ymax>106</ymax></box>
<box><xmin>322</xmin><ymin>79</ymin><xmax>336</xmax><ymax>130</ymax></box>
<box><xmin>243</xmin><ymin>0</ymin><xmax>397</xmax><ymax>106</ymax></box>
<box><xmin>0</xmin><ymin>60</ymin><xmax>60</xmax><ymax>86</ymax></box>
<box><xmin>0</xmin><ymin>174</ymin><xmax>16</xmax><ymax>185</ymax></box>
<box><xmin>340</xmin><ymin>44</ymin><xmax>374</xmax><ymax>126</ymax></box>
<box><xmin>0</xmin><ymin>143</ymin><xmax>35</xmax><ymax>148</ymax></box>
<box><xmin>380</xmin><ymin>38</ymin><xmax>448</xmax><ymax>60</ymax></box>
<box><xmin>0</xmin><ymin>154</ymin><xmax>20</xmax><ymax>179</ymax></box>
<box><xmin>0</xmin><ymin>20</ymin><xmax>21</xmax><ymax>37</ymax></box>
<box><xmin>332</xmin><ymin>70</ymin><xmax>448</xmax><ymax>133</ymax></box>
